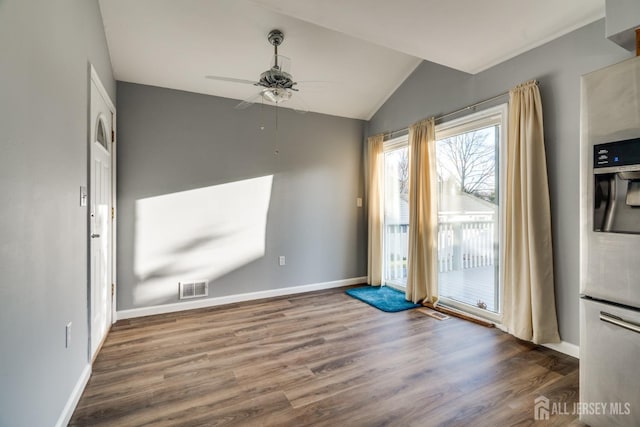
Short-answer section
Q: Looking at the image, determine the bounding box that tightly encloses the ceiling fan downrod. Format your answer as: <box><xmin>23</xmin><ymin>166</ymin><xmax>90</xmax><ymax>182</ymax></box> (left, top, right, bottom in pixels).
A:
<box><xmin>268</xmin><ymin>29</ymin><xmax>284</xmax><ymax>69</ymax></box>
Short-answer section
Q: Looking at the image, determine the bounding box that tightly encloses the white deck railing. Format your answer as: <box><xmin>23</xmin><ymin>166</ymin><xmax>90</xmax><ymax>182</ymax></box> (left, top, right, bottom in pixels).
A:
<box><xmin>437</xmin><ymin>219</ymin><xmax>495</xmax><ymax>272</ymax></box>
<box><xmin>384</xmin><ymin>218</ymin><xmax>496</xmax><ymax>281</ymax></box>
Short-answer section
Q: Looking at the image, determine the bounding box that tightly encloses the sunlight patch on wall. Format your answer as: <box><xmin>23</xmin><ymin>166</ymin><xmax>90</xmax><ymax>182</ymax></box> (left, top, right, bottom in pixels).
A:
<box><xmin>133</xmin><ymin>175</ymin><xmax>273</xmax><ymax>306</ymax></box>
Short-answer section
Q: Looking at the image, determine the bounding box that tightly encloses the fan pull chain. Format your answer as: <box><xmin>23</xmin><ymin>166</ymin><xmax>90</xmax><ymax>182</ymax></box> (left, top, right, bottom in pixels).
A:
<box><xmin>274</xmin><ymin>103</ymin><xmax>280</xmax><ymax>158</ymax></box>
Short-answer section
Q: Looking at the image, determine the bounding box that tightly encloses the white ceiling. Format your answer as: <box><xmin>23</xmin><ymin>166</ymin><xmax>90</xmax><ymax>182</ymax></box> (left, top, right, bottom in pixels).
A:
<box><xmin>98</xmin><ymin>0</ymin><xmax>605</xmax><ymax>120</ymax></box>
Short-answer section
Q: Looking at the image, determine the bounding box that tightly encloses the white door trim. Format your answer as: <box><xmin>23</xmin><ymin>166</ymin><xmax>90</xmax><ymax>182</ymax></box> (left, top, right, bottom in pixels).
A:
<box><xmin>90</xmin><ymin>66</ymin><xmax>115</xmax><ymax>112</ymax></box>
<box><xmin>88</xmin><ymin>65</ymin><xmax>117</xmax><ymax>362</ymax></box>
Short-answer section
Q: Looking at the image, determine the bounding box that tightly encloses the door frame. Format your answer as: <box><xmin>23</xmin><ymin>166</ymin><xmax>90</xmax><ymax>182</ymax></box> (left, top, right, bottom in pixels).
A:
<box><xmin>88</xmin><ymin>64</ymin><xmax>117</xmax><ymax>362</ymax></box>
<box><xmin>434</xmin><ymin>103</ymin><xmax>507</xmax><ymax>323</ymax></box>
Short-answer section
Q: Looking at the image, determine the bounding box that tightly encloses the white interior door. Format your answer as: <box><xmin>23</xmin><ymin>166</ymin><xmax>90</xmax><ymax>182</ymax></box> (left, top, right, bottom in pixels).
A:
<box><xmin>90</xmin><ymin>78</ymin><xmax>113</xmax><ymax>359</ymax></box>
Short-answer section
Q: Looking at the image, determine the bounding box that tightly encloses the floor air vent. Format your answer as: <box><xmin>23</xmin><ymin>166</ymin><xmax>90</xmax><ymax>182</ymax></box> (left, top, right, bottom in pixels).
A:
<box><xmin>179</xmin><ymin>280</ymin><xmax>208</xmax><ymax>299</ymax></box>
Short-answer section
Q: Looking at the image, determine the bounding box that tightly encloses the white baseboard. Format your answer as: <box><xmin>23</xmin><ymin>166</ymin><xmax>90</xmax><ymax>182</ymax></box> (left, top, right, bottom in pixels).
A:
<box><xmin>542</xmin><ymin>341</ymin><xmax>580</xmax><ymax>359</ymax></box>
<box><xmin>495</xmin><ymin>324</ymin><xmax>579</xmax><ymax>359</ymax></box>
<box><xmin>116</xmin><ymin>276</ymin><xmax>367</xmax><ymax>320</ymax></box>
<box><xmin>55</xmin><ymin>364</ymin><xmax>91</xmax><ymax>427</ymax></box>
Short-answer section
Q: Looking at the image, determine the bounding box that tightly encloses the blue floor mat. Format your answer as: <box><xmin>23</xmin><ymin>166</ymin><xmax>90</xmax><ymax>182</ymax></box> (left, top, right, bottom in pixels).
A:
<box><xmin>345</xmin><ymin>286</ymin><xmax>421</xmax><ymax>312</ymax></box>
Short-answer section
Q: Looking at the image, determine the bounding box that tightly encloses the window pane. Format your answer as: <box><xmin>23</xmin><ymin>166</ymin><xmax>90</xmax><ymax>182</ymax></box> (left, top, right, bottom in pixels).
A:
<box><xmin>383</xmin><ymin>146</ymin><xmax>409</xmax><ymax>286</ymax></box>
<box><xmin>436</xmin><ymin>124</ymin><xmax>500</xmax><ymax>313</ymax></box>
<box><xmin>96</xmin><ymin>119</ymin><xmax>108</xmax><ymax>150</ymax></box>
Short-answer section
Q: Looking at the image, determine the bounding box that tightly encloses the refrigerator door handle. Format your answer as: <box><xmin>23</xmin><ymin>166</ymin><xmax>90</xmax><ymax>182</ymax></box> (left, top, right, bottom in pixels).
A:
<box><xmin>600</xmin><ymin>311</ymin><xmax>640</xmax><ymax>334</ymax></box>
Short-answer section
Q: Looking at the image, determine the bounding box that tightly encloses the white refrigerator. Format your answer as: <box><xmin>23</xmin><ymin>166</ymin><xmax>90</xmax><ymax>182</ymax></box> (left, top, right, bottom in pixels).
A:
<box><xmin>580</xmin><ymin>56</ymin><xmax>640</xmax><ymax>426</ymax></box>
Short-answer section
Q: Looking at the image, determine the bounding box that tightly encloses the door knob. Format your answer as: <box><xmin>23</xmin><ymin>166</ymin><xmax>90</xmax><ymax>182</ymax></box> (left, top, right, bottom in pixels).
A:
<box><xmin>91</xmin><ymin>233</ymin><xmax>100</xmax><ymax>238</ymax></box>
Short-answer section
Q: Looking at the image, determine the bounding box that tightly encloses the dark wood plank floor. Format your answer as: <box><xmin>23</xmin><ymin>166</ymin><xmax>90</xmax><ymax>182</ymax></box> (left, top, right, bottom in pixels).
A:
<box><xmin>70</xmin><ymin>287</ymin><xmax>580</xmax><ymax>426</ymax></box>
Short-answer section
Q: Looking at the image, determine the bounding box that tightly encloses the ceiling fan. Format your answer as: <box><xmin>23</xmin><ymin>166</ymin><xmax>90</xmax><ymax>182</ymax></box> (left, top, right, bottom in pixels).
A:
<box><xmin>206</xmin><ymin>29</ymin><xmax>310</xmax><ymax>111</ymax></box>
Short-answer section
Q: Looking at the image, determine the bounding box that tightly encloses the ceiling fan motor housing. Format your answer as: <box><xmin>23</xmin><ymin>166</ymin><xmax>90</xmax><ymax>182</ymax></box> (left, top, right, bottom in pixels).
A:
<box><xmin>258</xmin><ymin>69</ymin><xmax>296</xmax><ymax>89</ymax></box>
<box><xmin>268</xmin><ymin>29</ymin><xmax>284</xmax><ymax>47</ymax></box>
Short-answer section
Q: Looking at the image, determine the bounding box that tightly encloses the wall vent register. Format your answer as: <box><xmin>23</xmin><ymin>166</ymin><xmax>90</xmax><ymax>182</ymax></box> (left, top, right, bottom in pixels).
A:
<box><xmin>179</xmin><ymin>281</ymin><xmax>209</xmax><ymax>299</ymax></box>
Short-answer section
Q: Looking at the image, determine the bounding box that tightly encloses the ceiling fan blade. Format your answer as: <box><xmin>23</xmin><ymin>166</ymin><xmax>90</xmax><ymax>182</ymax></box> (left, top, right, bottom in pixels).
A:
<box><xmin>290</xmin><ymin>93</ymin><xmax>310</xmax><ymax>114</ymax></box>
<box><xmin>296</xmin><ymin>80</ymin><xmax>332</xmax><ymax>85</ymax></box>
<box><xmin>205</xmin><ymin>75</ymin><xmax>258</xmax><ymax>85</ymax></box>
<box><xmin>234</xmin><ymin>92</ymin><xmax>264</xmax><ymax>110</ymax></box>
<box><xmin>295</xmin><ymin>81</ymin><xmax>339</xmax><ymax>91</ymax></box>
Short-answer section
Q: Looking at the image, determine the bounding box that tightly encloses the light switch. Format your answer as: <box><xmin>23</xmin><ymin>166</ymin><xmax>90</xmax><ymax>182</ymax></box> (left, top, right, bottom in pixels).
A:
<box><xmin>80</xmin><ymin>186</ymin><xmax>87</xmax><ymax>207</ymax></box>
<box><xmin>356</xmin><ymin>197</ymin><xmax>363</xmax><ymax>208</ymax></box>
<box><xmin>65</xmin><ymin>322</ymin><xmax>72</xmax><ymax>348</ymax></box>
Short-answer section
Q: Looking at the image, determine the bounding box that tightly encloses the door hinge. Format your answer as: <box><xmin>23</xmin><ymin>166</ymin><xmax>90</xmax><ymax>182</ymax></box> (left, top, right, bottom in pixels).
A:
<box><xmin>111</xmin><ymin>129</ymin><xmax>115</xmax><ymax>143</ymax></box>
<box><xmin>111</xmin><ymin>283</ymin><xmax>115</xmax><ymax>297</ymax></box>
<box><xmin>111</xmin><ymin>207</ymin><xmax>115</xmax><ymax>220</ymax></box>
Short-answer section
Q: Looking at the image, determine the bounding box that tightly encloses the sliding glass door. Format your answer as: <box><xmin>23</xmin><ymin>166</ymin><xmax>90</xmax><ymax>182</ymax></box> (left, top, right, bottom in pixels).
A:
<box><xmin>435</xmin><ymin>105</ymin><xmax>506</xmax><ymax>319</ymax></box>
<box><xmin>382</xmin><ymin>137</ymin><xmax>409</xmax><ymax>289</ymax></box>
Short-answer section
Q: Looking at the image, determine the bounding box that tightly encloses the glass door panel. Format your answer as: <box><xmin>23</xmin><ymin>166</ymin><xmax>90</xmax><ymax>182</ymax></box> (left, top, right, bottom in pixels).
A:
<box><xmin>436</xmin><ymin>122</ymin><xmax>501</xmax><ymax>314</ymax></box>
<box><xmin>383</xmin><ymin>146</ymin><xmax>409</xmax><ymax>287</ymax></box>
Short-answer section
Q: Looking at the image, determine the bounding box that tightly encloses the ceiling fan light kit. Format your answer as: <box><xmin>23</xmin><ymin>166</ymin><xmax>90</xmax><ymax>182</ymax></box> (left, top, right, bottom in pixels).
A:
<box><xmin>262</xmin><ymin>87</ymin><xmax>292</xmax><ymax>104</ymax></box>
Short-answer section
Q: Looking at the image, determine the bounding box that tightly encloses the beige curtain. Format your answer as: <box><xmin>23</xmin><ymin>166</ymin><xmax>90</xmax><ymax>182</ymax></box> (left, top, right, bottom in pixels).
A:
<box><xmin>367</xmin><ymin>134</ymin><xmax>384</xmax><ymax>285</ymax></box>
<box><xmin>503</xmin><ymin>81</ymin><xmax>560</xmax><ymax>344</ymax></box>
<box><xmin>406</xmin><ymin>118</ymin><xmax>438</xmax><ymax>304</ymax></box>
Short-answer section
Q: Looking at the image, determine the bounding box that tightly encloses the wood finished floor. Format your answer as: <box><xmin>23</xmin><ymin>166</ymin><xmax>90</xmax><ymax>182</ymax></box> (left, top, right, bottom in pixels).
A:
<box><xmin>70</xmin><ymin>287</ymin><xmax>580</xmax><ymax>426</ymax></box>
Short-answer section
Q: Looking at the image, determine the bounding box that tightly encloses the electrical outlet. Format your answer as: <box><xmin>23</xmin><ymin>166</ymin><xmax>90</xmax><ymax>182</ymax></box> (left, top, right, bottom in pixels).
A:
<box><xmin>65</xmin><ymin>322</ymin><xmax>72</xmax><ymax>348</ymax></box>
<box><xmin>356</xmin><ymin>197</ymin><xmax>363</xmax><ymax>207</ymax></box>
<box><xmin>279</xmin><ymin>256</ymin><xmax>286</xmax><ymax>266</ymax></box>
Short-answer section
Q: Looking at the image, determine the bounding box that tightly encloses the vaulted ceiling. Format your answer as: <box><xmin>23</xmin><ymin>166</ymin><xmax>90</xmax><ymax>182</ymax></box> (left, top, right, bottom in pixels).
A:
<box><xmin>99</xmin><ymin>0</ymin><xmax>605</xmax><ymax>120</ymax></box>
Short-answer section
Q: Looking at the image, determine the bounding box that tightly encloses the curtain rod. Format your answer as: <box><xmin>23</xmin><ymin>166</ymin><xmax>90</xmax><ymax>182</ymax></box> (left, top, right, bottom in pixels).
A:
<box><xmin>384</xmin><ymin>90</ymin><xmax>510</xmax><ymax>139</ymax></box>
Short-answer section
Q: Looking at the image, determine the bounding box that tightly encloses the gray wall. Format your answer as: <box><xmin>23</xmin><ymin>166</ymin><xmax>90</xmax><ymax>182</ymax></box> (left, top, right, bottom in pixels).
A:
<box><xmin>369</xmin><ymin>19</ymin><xmax>633</xmax><ymax>345</ymax></box>
<box><xmin>116</xmin><ymin>82</ymin><xmax>366</xmax><ymax>311</ymax></box>
<box><xmin>0</xmin><ymin>1</ymin><xmax>114</xmax><ymax>426</ymax></box>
